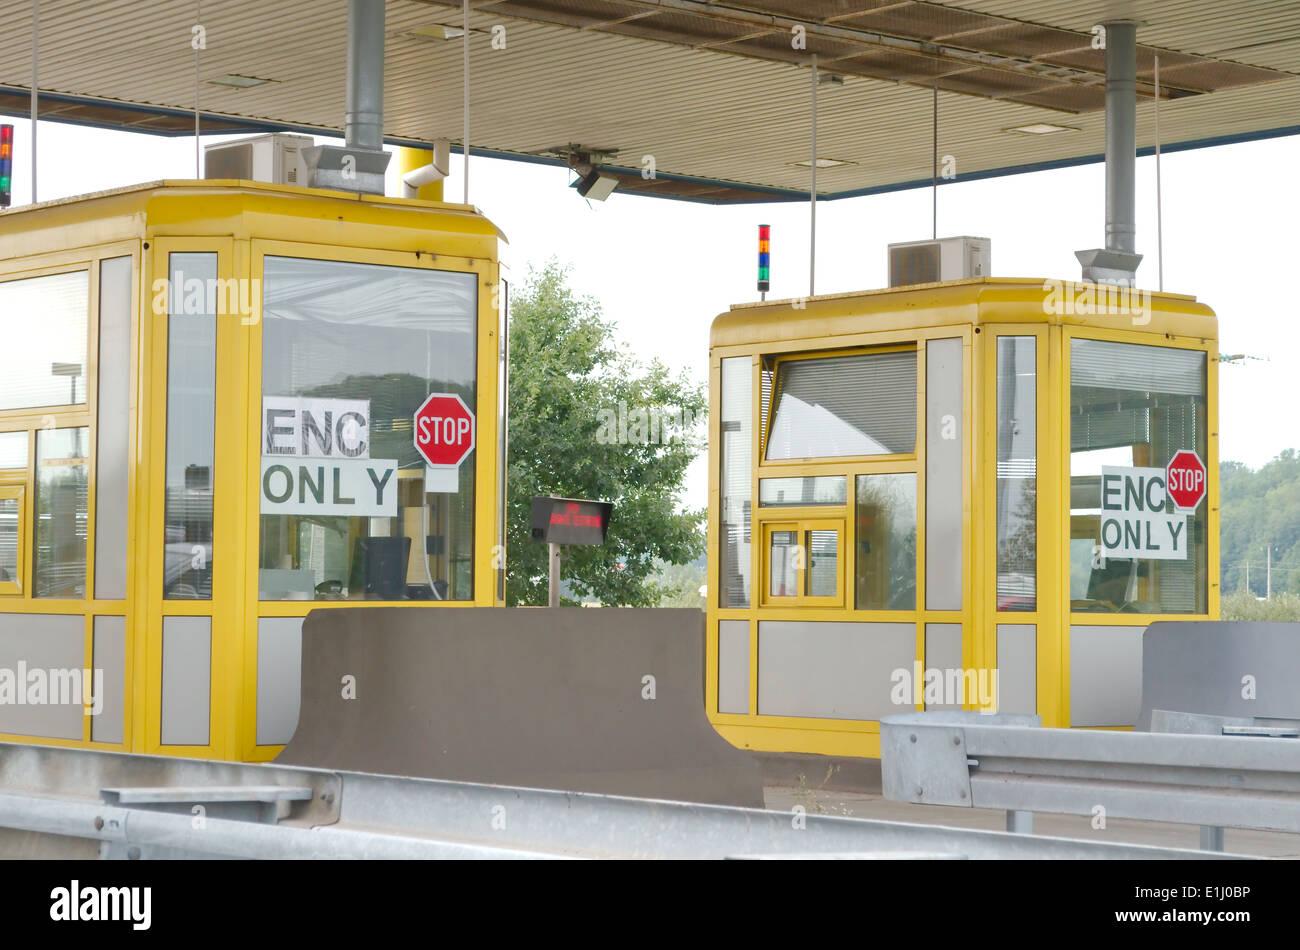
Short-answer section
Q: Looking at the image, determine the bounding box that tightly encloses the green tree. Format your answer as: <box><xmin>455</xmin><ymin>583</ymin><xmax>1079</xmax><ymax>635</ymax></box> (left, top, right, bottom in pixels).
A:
<box><xmin>1220</xmin><ymin>450</ymin><xmax>1300</xmax><ymax>597</ymax></box>
<box><xmin>504</xmin><ymin>261</ymin><xmax>706</xmax><ymax>606</ymax></box>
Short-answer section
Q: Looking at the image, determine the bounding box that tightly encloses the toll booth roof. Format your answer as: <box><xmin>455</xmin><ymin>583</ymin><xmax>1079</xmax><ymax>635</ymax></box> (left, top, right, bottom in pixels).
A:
<box><xmin>0</xmin><ymin>179</ymin><xmax>508</xmax><ymax>261</ymax></box>
<box><xmin>711</xmin><ymin>277</ymin><xmax>1215</xmax><ymax>349</ymax></box>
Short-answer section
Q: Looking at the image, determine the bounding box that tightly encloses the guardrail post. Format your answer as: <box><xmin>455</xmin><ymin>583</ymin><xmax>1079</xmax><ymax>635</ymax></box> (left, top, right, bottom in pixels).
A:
<box><xmin>1006</xmin><ymin>810</ymin><xmax>1033</xmax><ymax>834</ymax></box>
<box><xmin>1199</xmin><ymin>825</ymin><xmax>1225</xmax><ymax>852</ymax></box>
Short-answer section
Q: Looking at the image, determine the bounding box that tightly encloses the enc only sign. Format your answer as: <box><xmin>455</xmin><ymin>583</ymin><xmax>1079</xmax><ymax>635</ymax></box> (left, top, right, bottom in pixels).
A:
<box><xmin>1098</xmin><ymin>466</ymin><xmax>1188</xmax><ymax>561</ymax></box>
<box><xmin>530</xmin><ymin>496</ymin><xmax>613</xmax><ymax>546</ymax></box>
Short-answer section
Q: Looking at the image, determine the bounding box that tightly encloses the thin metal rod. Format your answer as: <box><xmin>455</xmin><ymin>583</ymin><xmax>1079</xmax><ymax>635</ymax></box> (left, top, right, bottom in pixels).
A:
<box><xmin>548</xmin><ymin>542</ymin><xmax>560</xmax><ymax>607</ymax></box>
<box><xmin>1154</xmin><ymin>54</ymin><xmax>1164</xmax><ymax>292</ymax></box>
<box><xmin>463</xmin><ymin>0</ymin><xmax>470</xmax><ymax>205</ymax></box>
<box><xmin>30</xmin><ymin>0</ymin><xmax>38</xmax><ymax>203</ymax></box>
<box><xmin>932</xmin><ymin>83</ymin><xmax>937</xmax><ymax>239</ymax></box>
<box><xmin>809</xmin><ymin>54</ymin><xmax>817</xmax><ymax>298</ymax></box>
<box><xmin>195</xmin><ymin>0</ymin><xmax>201</xmax><ymax>177</ymax></box>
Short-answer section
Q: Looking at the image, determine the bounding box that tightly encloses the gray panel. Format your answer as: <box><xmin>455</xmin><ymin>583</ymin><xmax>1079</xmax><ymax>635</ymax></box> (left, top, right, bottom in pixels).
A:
<box><xmin>758</xmin><ymin>621</ymin><xmax>915</xmax><ymax>721</ymax></box>
<box><xmin>0</xmin><ymin>614</ymin><xmax>86</xmax><ymax>740</ymax></box>
<box><xmin>1139</xmin><ymin>621</ymin><xmax>1300</xmax><ymax>729</ymax></box>
<box><xmin>95</xmin><ymin>256</ymin><xmax>132</xmax><ymax>601</ymax></box>
<box><xmin>257</xmin><ymin>617</ymin><xmax>303</xmax><ymax>745</ymax></box>
<box><xmin>717</xmin><ymin>620</ymin><xmax>749</xmax><ymax>715</ymax></box>
<box><xmin>924</xmin><ymin>623</ymin><xmax>963</xmax><ymax>711</ymax></box>
<box><xmin>1071</xmin><ymin>624</ymin><xmax>1144</xmax><ymax>727</ymax></box>
<box><xmin>90</xmin><ymin>616</ymin><xmax>125</xmax><ymax>744</ymax></box>
<box><xmin>161</xmin><ymin>616</ymin><xmax>211</xmax><ymax>745</ymax></box>
<box><xmin>997</xmin><ymin>623</ymin><xmax>1036</xmax><ymax>716</ymax></box>
<box><xmin>925</xmin><ymin>337</ymin><xmax>964</xmax><ymax>610</ymax></box>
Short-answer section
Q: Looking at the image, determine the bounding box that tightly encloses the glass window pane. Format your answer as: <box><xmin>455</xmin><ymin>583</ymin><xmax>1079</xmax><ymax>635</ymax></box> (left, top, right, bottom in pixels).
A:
<box><xmin>759</xmin><ymin>476</ymin><xmax>845</xmax><ymax>507</ymax></box>
<box><xmin>766</xmin><ymin>350</ymin><xmax>916</xmax><ymax>460</ymax></box>
<box><xmin>0</xmin><ymin>496</ymin><xmax>18</xmax><ymax>586</ymax></box>
<box><xmin>806</xmin><ymin>529</ymin><xmax>838</xmax><ymax>597</ymax></box>
<box><xmin>855</xmin><ymin>473</ymin><xmax>917</xmax><ymax>610</ymax></box>
<box><xmin>997</xmin><ymin>337</ymin><xmax>1036</xmax><ymax>611</ymax></box>
<box><xmin>0</xmin><ymin>431</ymin><xmax>28</xmax><ymax>469</ymax></box>
<box><xmin>1069</xmin><ymin>339</ymin><xmax>1208</xmax><ymax>614</ymax></box>
<box><xmin>0</xmin><ymin>271</ymin><xmax>89</xmax><ymax>410</ymax></box>
<box><xmin>164</xmin><ymin>253</ymin><xmax>217</xmax><ymax>600</ymax></box>
<box><xmin>259</xmin><ymin>256</ymin><xmax>477</xmax><ymax>601</ymax></box>
<box><xmin>34</xmin><ymin>427</ymin><xmax>89</xmax><ymax>598</ymax></box>
<box><xmin>719</xmin><ymin>357</ymin><xmax>752</xmax><ymax>607</ymax></box>
<box><xmin>769</xmin><ymin>530</ymin><xmax>797</xmax><ymax>598</ymax></box>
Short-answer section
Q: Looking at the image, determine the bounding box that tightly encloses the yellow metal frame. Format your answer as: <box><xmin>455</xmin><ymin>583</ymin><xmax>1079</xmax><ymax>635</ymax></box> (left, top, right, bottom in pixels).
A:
<box><xmin>0</xmin><ymin>181</ymin><xmax>504</xmax><ymax>760</ymax></box>
<box><xmin>0</xmin><ymin>482</ymin><xmax>25</xmax><ymax>596</ymax></box>
<box><xmin>758</xmin><ymin>517</ymin><xmax>846</xmax><ymax>607</ymax></box>
<box><xmin>0</xmin><ymin>241</ymin><xmax>140</xmax><ymax>751</ymax></box>
<box><xmin>706</xmin><ymin>279</ymin><xmax>1218</xmax><ymax>758</ymax></box>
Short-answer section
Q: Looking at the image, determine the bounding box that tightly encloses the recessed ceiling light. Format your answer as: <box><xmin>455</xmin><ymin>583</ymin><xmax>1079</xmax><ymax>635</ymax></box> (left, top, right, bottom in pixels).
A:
<box><xmin>792</xmin><ymin>157</ymin><xmax>857</xmax><ymax>168</ymax></box>
<box><xmin>410</xmin><ymin>24</ymin><xmax>465</xmax><ymax>40</ymax></box>
<box><xmin>1004</xmin><ymin>123</ymin><xmax>1080</xmax><ymax>134</ymax></box>
<box><xmin>208</xmin><ymin>74</ymin><xmax>276</xmax><ymax>89</ymax></box>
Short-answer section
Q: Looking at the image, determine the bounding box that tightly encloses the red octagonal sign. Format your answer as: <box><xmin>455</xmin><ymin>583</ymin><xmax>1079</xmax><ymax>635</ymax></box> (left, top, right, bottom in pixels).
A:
<box><xmin>414</xmin><ymin>393</ymin><xmax>475</xmax><ymax>468</ymax></box>
<box><xmin>1166</xmin><ymin>449</ymin><xmax>1207</xmax><ymax>512</ymax></box>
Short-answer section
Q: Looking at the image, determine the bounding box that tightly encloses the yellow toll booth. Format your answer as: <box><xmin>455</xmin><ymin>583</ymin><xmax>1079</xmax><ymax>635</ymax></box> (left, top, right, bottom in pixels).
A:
<box><xmin>706</xmin><ymin>278</ymin><xmax>1219</xmax><ymax>758</ymax></box>
<box><xmin>0</xmin><ymin>180</ymin><xmax>506</xmax><ymax>760</ymax></box>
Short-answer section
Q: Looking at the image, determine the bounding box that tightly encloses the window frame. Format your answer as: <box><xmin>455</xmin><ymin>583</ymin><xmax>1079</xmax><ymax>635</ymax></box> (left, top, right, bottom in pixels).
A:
<box><xmin>759</xmin><ymin>517</ymin><xmax>845</xmax><ymax>608</ymax></box>
<box><xmin>0</xmin><ymin>480</ymin><xmax>26</xmax><ymax>595</ymax></box>
<box><xmin>1062</xmin><ymin>327</ymin><xmax>1215</xmax><ymax>620</ymax></box>
<box><xmin>248</xmin><ymin>239</ymin><xmax>491</xmax><ymax>610</ymax></box>
<box><xmin>760</xmin><ymin>344</ymin><xmax>919</xmax><ymax>465</ymax></box>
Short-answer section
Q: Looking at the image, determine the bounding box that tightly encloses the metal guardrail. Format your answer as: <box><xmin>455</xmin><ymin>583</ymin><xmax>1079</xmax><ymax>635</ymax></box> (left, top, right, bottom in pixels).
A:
<box><xmin>881</xmin><ymin>711</ymin><xmax>1300</xmax><ymax>852</ymax></box>
<box><xmin>0</xmin><ymin>741</ymin><xmax>1238</xmax><ymax>859</ymax></box>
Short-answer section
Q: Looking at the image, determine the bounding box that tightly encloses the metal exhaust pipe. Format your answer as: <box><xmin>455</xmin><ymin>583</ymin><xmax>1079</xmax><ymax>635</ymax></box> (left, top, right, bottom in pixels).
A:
<box><xmin>303</xmin><ymin>0</ymin><xmax>391</xmax><ymax>194</ymax></box>
<box><xmin>1075</xmin><ymin>20</ymin><xmax>1143</xmax><ymax>285</ymax></box>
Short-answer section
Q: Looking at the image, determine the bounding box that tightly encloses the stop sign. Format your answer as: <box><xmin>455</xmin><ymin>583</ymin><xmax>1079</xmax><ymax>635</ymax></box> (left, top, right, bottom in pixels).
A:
<box><xmin>1166</xmin><ymin>449</ymin><xmax>1206</xmax><ymax>512</ymax></box>
<box><xmin>413</xmin><ymin>393</ymin><xmax>475</xmax><ymax>467</ymax></box>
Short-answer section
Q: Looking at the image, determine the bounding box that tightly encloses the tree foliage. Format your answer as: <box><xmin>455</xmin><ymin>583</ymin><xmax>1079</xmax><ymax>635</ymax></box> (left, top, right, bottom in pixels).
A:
<box><xmin>504</xmin><ymin>261</ymin><xmax>706</xmax><ymax>605</ymax></box>
<box><xmin>1220</xmin><ymin>449</ymin><xmax>1300</xmax><ymax>596</ymax></box>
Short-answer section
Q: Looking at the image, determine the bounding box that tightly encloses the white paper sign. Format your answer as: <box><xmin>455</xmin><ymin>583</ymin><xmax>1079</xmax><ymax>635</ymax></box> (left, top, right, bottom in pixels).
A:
<box><xmin>1098</xmin><ymin>466</ymin><xmax>1188</xmax><ymax>561</ymax></box>
<box><xmin>261</xmin><ymin>456</ymin><xmax>398</xmax><ymax>517</ymax></box>
<box><xmin>263</xmin><ymin>397</ymin><xmax>370</xmax><ymax>459</ymax></box>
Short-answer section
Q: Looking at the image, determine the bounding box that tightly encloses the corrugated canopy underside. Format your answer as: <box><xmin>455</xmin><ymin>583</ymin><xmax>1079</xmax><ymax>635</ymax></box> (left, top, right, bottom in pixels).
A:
<box><xmin>0</xmin><ymin>0</ymin><xmax>1296</xmax><ymax>202</ymax></box>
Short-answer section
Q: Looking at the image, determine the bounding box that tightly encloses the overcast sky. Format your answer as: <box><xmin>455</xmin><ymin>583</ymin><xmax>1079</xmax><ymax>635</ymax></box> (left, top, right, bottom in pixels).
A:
<box><xmin>4</xmin><ymin>117</ymin><xmax>1297</xmax><ymax>509</ymax></box>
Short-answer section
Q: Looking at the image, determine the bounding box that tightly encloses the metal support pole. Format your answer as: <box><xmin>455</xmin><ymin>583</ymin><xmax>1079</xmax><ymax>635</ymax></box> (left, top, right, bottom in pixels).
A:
<box><xmin>345</xmin><ymin>0</ymin><xmax>385</xmax><ymax>152</ymax></box>
<box><xmin>1154</xmin><ymin>54</ymin><xmax>1164</xmax><ymax>292</ymax></box>
<box><xmin>809</xmin><ymin>54</ymin><xmax>817</xmax><ymax>298</ymax></box>
<box><xmin>1104</xmin><ymin>21</ymin><xmax>1137</xmax><ymax>258</ymax></box>
<box><xmin>548</xmin><ymin>543</ymin><xmax>561</xmax><ymax>607</ymax></box>
<box><xmin>195</xmin><ymin>0</ymin><xmax>201</xmax><ymax>177</ymax></box>
<box><xmin>1006</xmin><ymin>810</ymin><xmax>1034</xmax><ymax>834</ymax></box>
<box><xmin>463</xmin><ymin>0</ymin><xmax>470</xmax><ymax>205</ymax></box>
<box><xmin>932</xmin><ymin>83</ymin><xmax>937</xmax><ymax>240</ymax></box>
<box><xmin>30</xmin><ymin>0</ymin><xmax>37</xmax><ymax>203</ymax></box>
<box><xmin>1199</xmin><ymin>825</ymin><xmax>1224</xmax><ymax>852</ymax></box>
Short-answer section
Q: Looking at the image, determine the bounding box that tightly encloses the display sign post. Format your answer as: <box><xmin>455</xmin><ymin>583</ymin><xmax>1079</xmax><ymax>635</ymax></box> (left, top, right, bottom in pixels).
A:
<box><xmin>530</xmin><ymin>496</ymin><xmax>613</xmax><ymax>606</ymax></box>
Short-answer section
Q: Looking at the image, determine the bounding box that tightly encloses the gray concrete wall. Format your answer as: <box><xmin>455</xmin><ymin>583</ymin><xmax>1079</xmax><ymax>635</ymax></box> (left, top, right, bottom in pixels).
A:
<box><xmin>278</xmin><ymin>607</ymin><xmax>764</xmax><ymax>807</ymax></box>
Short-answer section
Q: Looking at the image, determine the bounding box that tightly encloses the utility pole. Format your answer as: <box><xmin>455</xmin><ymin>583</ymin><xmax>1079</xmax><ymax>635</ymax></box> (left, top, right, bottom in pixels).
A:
<box><xmin>1245</xmin><ymin>560</ymin><xmax>1250</xmax><ymax>595</ymax></box>
<box><xmin>1266</xmin><ymin>544</ymin><xmax>1273</xmax><ymax>601</ymax></box>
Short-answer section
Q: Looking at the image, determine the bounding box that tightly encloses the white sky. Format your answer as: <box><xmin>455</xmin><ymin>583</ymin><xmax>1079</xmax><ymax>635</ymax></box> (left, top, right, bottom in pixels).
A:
<box><xmin>4</xmin><ymin>117</ymin><xmax>1297</xmax><ymax>510</ymax></box>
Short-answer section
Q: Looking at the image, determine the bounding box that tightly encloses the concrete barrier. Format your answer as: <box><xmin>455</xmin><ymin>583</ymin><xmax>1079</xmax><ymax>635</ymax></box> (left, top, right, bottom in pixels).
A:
<box><xmin>1138</xmin><ymin>621</ymin><xmax>1300</xmax><ymax>730</ymax></box>
<box><xmin>276</xmin><ymin>607</ymin><xmax>765</xmax><ymax>807</ymax></box>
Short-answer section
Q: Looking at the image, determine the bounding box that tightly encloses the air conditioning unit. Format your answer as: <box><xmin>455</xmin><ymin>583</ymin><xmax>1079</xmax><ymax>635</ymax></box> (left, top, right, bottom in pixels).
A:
<box><xmin>203</xmin><ymin>133</ymin><xmax>314</xmax><ymax>185</ymax></box>
<box><xmin>888</xmin><ymin>236</ymin><xmax>990</xmax><ymax>287</ymax></box>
